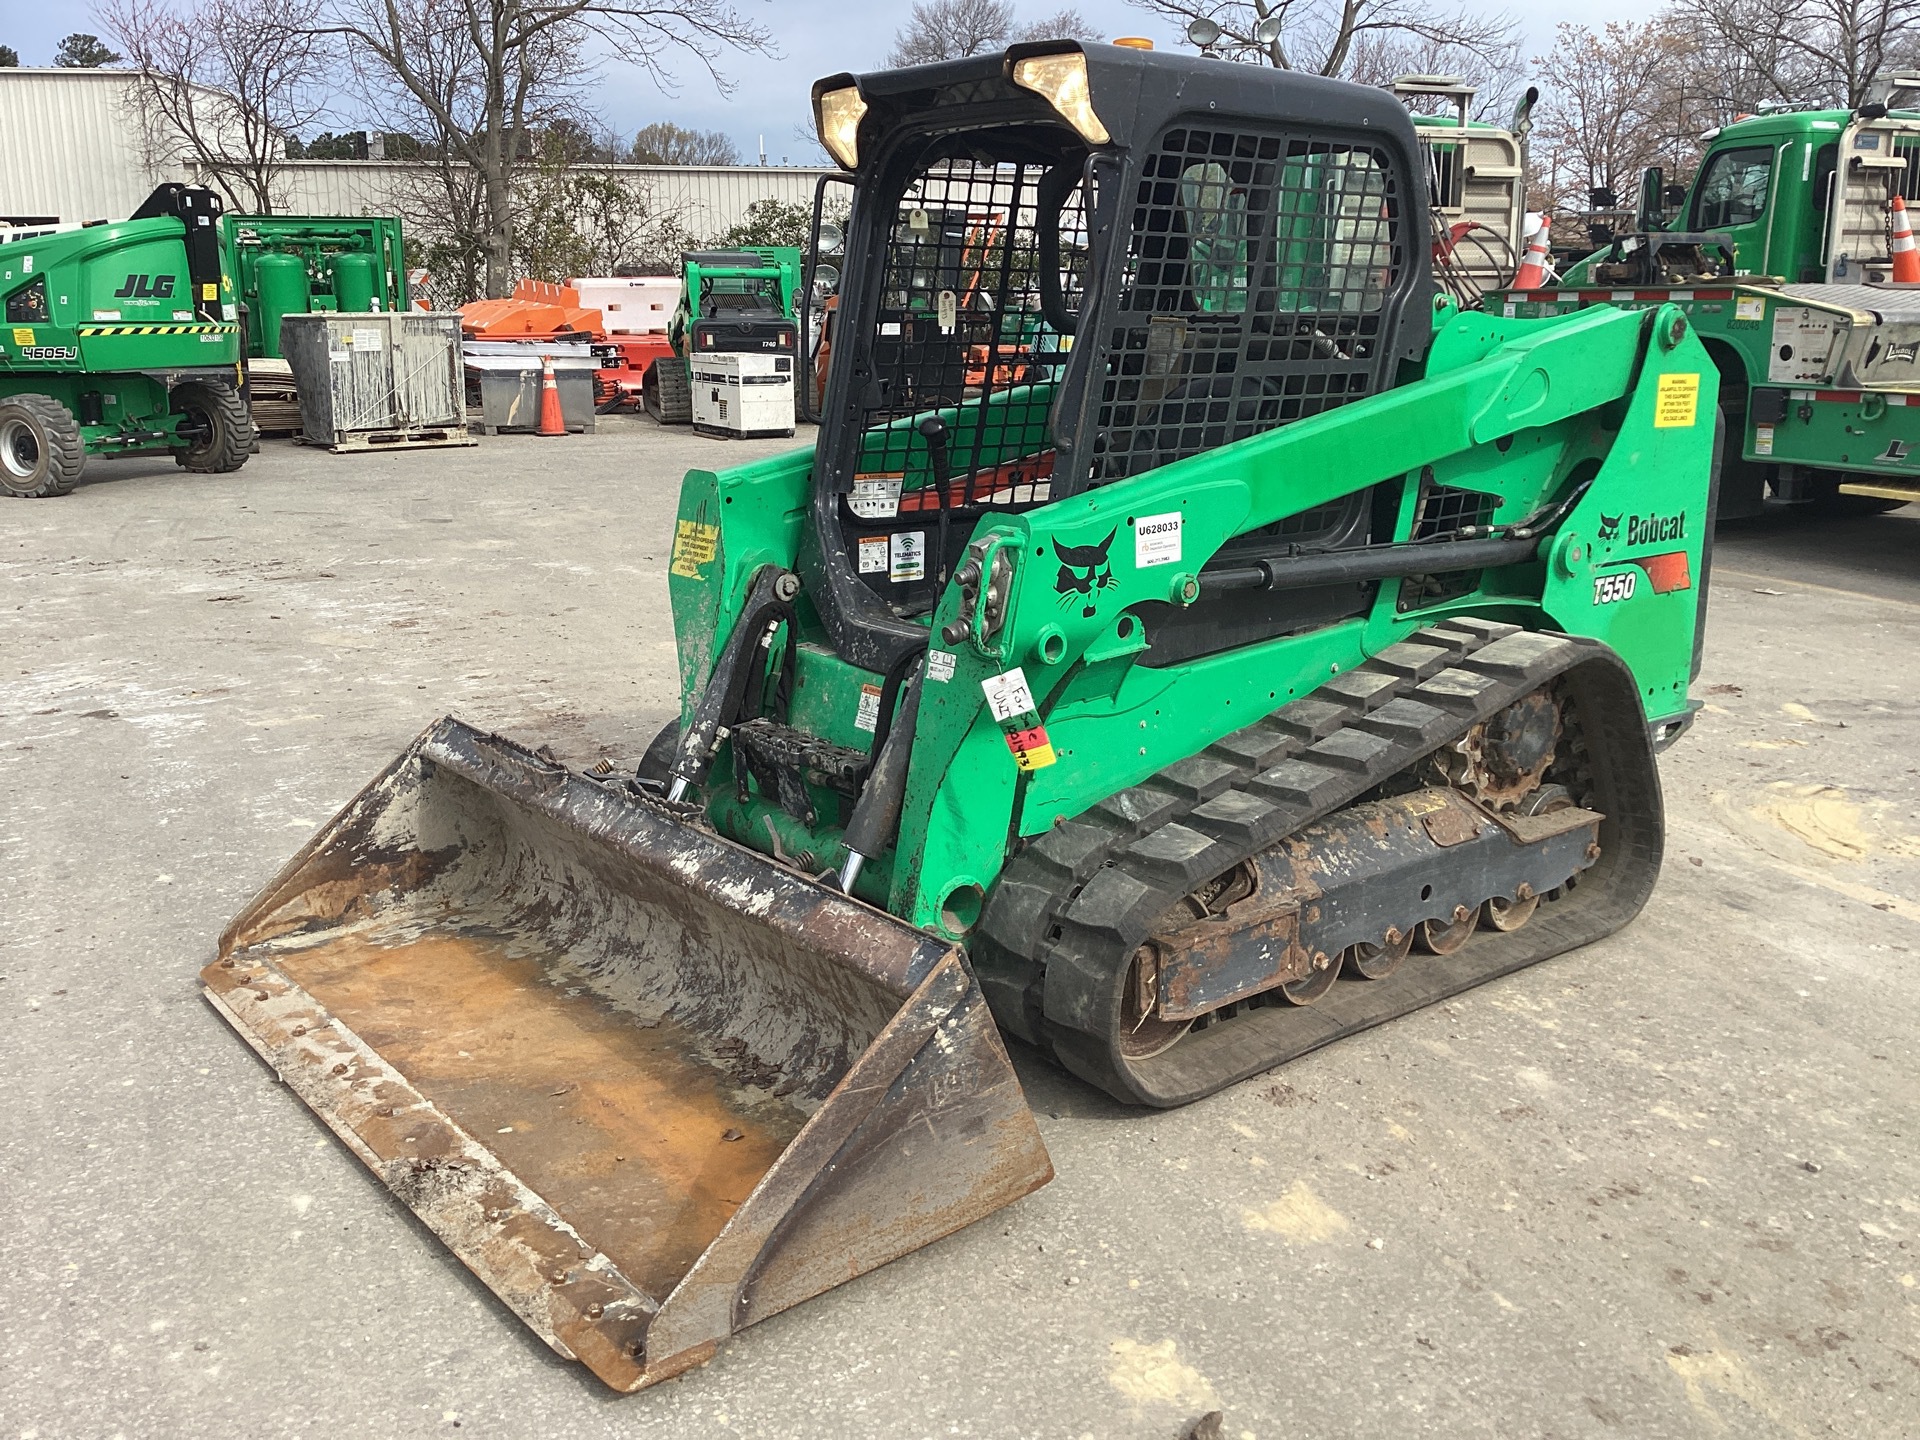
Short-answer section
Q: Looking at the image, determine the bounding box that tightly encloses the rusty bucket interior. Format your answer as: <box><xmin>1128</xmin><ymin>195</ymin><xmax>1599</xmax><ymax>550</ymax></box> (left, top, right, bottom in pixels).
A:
<box><xmin>203</xmin><ymin>717</ymin><xmax>1051</xmax><ymax>1391</ymax></box>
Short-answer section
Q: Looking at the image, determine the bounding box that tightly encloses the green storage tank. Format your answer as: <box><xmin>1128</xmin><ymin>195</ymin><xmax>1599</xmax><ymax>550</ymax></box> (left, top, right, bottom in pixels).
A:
<box><xmin>329</xmin><ymin>252</ymin><xmax>380</xmax><ymax>313</ymax></box>
<box><xmin>254</xmin><ymin>251</ymin><xmax>312</xmax><ymax>359</ymax></box>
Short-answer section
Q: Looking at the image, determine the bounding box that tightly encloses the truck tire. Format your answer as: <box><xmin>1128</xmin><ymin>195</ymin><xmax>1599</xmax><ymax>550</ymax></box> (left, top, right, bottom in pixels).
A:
<box><xmin>0</xmin><ymin>393</ymin><xmax>85</xmax><ymax>498</ymax></box>
<box><xmin>643</xmin><ymin>357</ymin><xmax>692</xmax><ymax>425</ymax></box>
<box><xmin>172</xmin><ymin>380</ymin><xmax>255</xmax><ymax>474</ymax></box>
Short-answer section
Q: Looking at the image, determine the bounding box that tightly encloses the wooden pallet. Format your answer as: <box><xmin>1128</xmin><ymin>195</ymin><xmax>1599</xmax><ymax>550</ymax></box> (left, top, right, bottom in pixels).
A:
<box><xmin>298</xmin><ymin>425</ymin><xmax>478</xmax><ymax>453</ymax></box>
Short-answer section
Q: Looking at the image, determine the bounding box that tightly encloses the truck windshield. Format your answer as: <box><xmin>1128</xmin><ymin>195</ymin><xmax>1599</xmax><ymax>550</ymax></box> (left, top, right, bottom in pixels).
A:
<box><xmin>1692</xmin><ymin>147</ymin><xmax>1773</xmax><ymax>230</ymax></box>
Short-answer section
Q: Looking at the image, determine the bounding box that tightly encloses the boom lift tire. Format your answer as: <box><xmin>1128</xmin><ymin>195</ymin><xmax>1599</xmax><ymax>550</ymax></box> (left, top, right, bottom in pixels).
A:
<box><xmin>171</xmin><ymin>380</ymin><xmax>254</xmax><ymax>474</ymax></box>
<box><xmin>0</xmin><ymin>394</ymin><xmax>85</xmax><ymax>498</ymax></box>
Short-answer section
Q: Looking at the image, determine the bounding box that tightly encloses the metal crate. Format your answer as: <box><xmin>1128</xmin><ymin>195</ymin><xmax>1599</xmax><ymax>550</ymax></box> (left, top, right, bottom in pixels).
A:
<box><xmin>280</xmin><ymin>312</ymin><xmax>474</xmax><ymax>451</ymax></box>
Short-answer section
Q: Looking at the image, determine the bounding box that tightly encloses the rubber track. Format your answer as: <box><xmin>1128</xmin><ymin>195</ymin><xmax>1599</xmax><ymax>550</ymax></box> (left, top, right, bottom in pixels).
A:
<box><xmin>972</xmin><ymin>618</ymin><xmax>1664</xmax><ymax>1107</ymax></box>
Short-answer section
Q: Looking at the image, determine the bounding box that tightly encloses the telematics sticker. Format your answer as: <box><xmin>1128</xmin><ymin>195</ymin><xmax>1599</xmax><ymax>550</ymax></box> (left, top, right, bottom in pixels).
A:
<box><xmin>1654</xmin><ymin>372</ymin><xmax>1699</xmax><ymax>428</ymax></box>
<box><xmin>855</xmin><ymin>683</ymin><xmax>883</xmax><ymax>732</ymax></box>
<box><xmin>889</xmin><ymin>530</ymin><xmax>925</xmax><ymax>582</ymax></box>
<box><xmin>1134</xmin><ymin>512</ymin><xmax>1182</xmax><ymax>567</ymax></box>
<box><xmin>857</xmin><ymin>535</ymin><xmax>889</xmax><ymax>573</ymax></box>
<box><xmin>926</xmin><ymin>650</ymin><xmax>957</xmax><ymax>682</ymax></box>
<box><xmin>849</xmin><ymin>472</ymin><xmax>903</xmax><ymax>518</ymax></box>
<box><xmin>981</xmin><ymin>667</ymin><xmax>1037</xmax><ymax>723</ymax></box>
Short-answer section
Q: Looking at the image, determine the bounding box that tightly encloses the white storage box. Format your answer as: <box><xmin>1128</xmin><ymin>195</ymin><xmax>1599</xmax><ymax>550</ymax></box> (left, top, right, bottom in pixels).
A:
<box><xmin>691</xmin><ymin>352</ymin><xmax>795</xmax><ymax>439</ymax></box>
<box><xmin>569</xmin><ymin>276</ymin><xmax>678</xmax><ymax>335</ymax></box>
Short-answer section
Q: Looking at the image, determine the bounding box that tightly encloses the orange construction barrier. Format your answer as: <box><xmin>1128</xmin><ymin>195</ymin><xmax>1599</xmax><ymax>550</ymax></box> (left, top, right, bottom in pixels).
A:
<box><xmin>1512</xmin><ymin>222</ymin><xmax>1552</xmax><ymax>290</ymax></box>
<box><xmin>536</xmin><ymin>356</ymin><xmax>567</xmax><ymax>437</ymax></box>
<box><xmin>1892</xmin><ymin>195</ymin><xmax>1920</xmax><ymax>283</ymax></box>
<box><xmin>461</xmin><ymin>279</ymin><xmax>605</xmax><ymax>341</ymax></box>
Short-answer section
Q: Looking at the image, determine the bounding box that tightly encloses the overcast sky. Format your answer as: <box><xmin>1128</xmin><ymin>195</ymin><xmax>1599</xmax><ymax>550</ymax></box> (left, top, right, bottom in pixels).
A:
<box><xmin>0</xmin><ymin>0</ymin><xmax>1658</xmax><ymax>164</ymax></box>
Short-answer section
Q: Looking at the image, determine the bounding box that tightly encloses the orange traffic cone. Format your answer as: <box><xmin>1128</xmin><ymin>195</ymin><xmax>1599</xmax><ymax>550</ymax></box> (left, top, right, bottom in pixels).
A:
<box><xmin>1512</xmin><ymin>222</ymin><xmax>1552</xmax><ymax>291</ymax></box>
<box><xmin>1891</xmin><ymin>196</ymin><xmax>1920</xmax><ymax>283</ymax></box>
<box><xmin>536</xmin><ymin>355</ymin><xmax>567</xmax><ymax>436</ymax></box>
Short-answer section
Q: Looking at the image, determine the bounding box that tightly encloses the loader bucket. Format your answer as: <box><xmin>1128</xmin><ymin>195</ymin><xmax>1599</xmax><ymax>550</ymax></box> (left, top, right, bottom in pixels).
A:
<box><xmin>202</xmin><ymin>717</ymin><xmax>1051</xmax><ymax>1391</ymax></box>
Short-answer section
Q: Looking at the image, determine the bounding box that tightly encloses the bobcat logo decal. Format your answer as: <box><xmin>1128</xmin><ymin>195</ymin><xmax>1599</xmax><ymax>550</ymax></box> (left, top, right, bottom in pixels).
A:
<box><xmin>1597</xmin><ymin>513</ymin><xmax>1622</xmax><ymax>541</ymax></box>
<box><xmin>1054</xmin><ymin>528</ymin><xmax>1117</xmax><ymax>617</ymax></box>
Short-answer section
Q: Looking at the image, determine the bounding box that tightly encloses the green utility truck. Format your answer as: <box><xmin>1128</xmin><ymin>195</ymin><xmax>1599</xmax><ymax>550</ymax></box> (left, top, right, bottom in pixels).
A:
<box><xmin>222</xmin><ymin>213</ymin><xmax>408</xmax><ymax>359</ymax></box>
<box><xmin>0</xmin><ymin>184</ymin><xmax>252</xmax><ymax>498</ymax></box>
<box><xmin>643</xmin><ymin>246</ymin><xmax>802</xmax><ymax>422</ymax></box>
<box><xmin>1498</xmin><ymin>80</ymin><xmax>1920</xmax><ymax>516</ymax></box>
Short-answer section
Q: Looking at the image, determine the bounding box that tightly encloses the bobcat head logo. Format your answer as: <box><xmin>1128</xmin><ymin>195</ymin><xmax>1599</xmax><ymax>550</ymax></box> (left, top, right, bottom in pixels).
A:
<box><xmin>1597</xmin><ymin>513</ymin><xmax>1622</xmax><ymax>541</ymax></box>
<box><xmin>1054</xmin><ymin>528</ymin><xmax>1117</xmax><ymax>617</ymax></box>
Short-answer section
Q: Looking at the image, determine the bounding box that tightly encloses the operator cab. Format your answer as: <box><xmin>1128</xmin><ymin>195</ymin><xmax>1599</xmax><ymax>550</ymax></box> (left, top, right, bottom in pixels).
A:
<box><xmin>805</xmin><ymin>43</ymin><xmax>1431</xmax><ymax>672</ymax></box>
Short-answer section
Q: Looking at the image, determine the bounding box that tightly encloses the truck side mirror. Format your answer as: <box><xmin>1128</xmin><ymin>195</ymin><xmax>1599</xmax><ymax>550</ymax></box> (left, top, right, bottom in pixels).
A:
<box><xmin>1637</xmin><ymin>166</ymin><xmax>1666</xmax><ymax>232</ymax></box>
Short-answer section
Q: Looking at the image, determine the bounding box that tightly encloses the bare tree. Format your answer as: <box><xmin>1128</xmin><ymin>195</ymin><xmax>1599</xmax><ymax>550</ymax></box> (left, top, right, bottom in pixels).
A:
<box><xmin>1661</xmin><ymin>0</ymin><xmax>1920</xmax><ymax>110</ymax></box>
<box><xmin>103</xmin><ymin>0</ymin><xmax>328</xmax><ymax>213</ymax></box>
<box><xmin>1125</xmin><ymin>0</ymin><xmax>1516</xmax><ymax>84</ymax></box>
<box><xmin>888</xmin><ymin>0</ymin><xmax>1016</xmax><ymax>65</ymax></box>
<box><xmin>630</xmin><ymin>120</ymin><xmax>740</xmax><ymax>165</ymax></box>
<box><xmin>315</xmin><ymin>0</ymin><xmax>771</xmax><ymax>297</ymax></box>
<box><xmin>888</xmin><ymin>0</ymin><xmax>1101</xmax><ymax>64</ymax></box>
<box><xmin>1012</xmin><ymin>7</ymin><xmax>1104</xmax><ymax>42</ymax></box>
<box><xmin>1342</xmin><ymin>31</ymin><xmax>1519</xmax><ymax>120</ymax></box>
<box><xmin>1527</xmin><ymin>21</ymin><xmax>1711</xmax><ymax>219</ymax></box>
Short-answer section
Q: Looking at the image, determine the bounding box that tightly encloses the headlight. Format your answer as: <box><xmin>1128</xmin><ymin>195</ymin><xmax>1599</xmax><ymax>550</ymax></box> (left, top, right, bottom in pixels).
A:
<box><xmin>816</xmin><ymin>85</ymin><xmax>868</xmax><ymax>171</ymax></box>
<box><xmin>1011</xmin><ymin>52</ymin><xmax>1110</xmax><ymax>145</ymax></box>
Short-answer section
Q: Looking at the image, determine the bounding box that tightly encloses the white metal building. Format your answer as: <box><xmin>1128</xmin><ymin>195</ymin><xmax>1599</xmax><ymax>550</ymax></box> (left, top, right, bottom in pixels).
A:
<box><xmin>272</xmin><ymin>161</ymin><xmax>832</xmax><ymax>241</ymax></box>
<box><xmin>0</xmin><ymin>69</ymin><xmax>176</xmax><ymax>222</ymax></box>
<box><xmin>0</xmin><ymin>67</ymin><xmax>832</xmax><ymax>239</ymax></box>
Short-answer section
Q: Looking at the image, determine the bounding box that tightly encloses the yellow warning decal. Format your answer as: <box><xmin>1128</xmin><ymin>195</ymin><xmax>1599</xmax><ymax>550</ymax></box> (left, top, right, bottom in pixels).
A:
<box><xmin>11</xmin><ymin>328</ymin><xmax>32</xmax><ymax>346</ymax></box>
<box><xmin>1654</xmin><ymin>372</ymin><xmax>1699</xmax><ymax>428</ymax></box>
<box><xmin>202</xmin><ymin>282</ymin><xmax>219</xmax><ymax>301</ymax></box>
<box><xmin>669</xmin><ymin>520</ymin><xmax>720</xmax><ymax>578</ymax></box>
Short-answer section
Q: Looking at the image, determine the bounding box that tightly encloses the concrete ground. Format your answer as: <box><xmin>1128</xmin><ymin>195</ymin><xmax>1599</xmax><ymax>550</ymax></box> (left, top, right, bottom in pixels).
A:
<box><xmin>4</xmin><ymin>419</ymin><xmax>1919</xmax><ymax>1440</ymax></box>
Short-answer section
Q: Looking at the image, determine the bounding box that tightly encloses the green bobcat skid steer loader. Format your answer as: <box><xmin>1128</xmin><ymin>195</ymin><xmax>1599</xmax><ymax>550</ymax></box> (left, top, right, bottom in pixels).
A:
<box><xmin>0</xmin><ymin>185</ymin><xmax>254</xmax><ymax>497</ymax></box>
<box><xmin>642</xmin><ymin>247</ymin><xmax>803</xmax><ymax>425</ymax></box>
<box><xmin>204</xmin><ymin>44</ymin><xmax>1717</xmax><ymax>1391</ymax></box>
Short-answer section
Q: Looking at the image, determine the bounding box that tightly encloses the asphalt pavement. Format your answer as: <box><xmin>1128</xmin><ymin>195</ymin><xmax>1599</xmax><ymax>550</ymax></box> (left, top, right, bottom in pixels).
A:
<box><xmin>4</xmin><ymin>421</ymin><xmax>1918</xmax><ymax>1438</ymax></box>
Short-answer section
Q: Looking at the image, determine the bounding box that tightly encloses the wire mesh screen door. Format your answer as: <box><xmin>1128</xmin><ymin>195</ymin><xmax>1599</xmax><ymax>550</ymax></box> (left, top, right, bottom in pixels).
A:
<box><xmin>1092</xmin><ymin>127</ymin><xmax>1404</xmax><ymax>487</ymax></box>
<box><xmin>842</xmin><ymin>153</ymin><xmax>1088</xmax><ymax>609</ymax></box>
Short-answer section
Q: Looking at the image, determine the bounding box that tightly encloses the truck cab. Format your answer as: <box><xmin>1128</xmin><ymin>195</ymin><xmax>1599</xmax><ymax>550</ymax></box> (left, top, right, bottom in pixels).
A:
<box><xmin>1505</xmin><ymin>83</ymin><xmax>1920</xmax><ymax>518</ymax></box>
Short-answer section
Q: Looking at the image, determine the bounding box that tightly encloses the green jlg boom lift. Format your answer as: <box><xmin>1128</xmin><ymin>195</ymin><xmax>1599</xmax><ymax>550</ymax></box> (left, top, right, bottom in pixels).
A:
<box><xmin>0</xmin><ymin>184</ymin><xmax>253</xmax><ymax>498</ymax></box>
<box><xmin>205</xmin><ymin>45</ymin><xmax>1717</xmax><ymax>1391</ymax></box>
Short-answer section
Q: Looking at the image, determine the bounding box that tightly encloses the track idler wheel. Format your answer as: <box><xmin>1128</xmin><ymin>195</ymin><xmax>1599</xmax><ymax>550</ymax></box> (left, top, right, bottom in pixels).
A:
<box><xmin>1277</xmin><ymin>952</ymin><xmax>1339</xmax><ymax>1005</ymax></box>
<box><xmin>1120</xmin><ymin>946</ymin><xmax>1193</xmax><ymax>1059</ymax></box>
<box><xmin>1419</xmin><ymin>905</ymin><xmax>1477</xmax><ymax>955</ymax></box>
<box><xmin>1483</xmin><ymin>886</ymin><xmax>1539</xmax><ymax>932</ymax></box>
<box><xmin>1344</xmin><ymin>927</ymin><xmax>1412</xmax><ymax>981</ymax></box>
